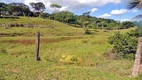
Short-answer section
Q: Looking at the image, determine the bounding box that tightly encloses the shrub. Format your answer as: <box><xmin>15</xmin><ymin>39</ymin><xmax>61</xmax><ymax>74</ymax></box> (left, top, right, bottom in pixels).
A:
<box><xmin>127</xmin><ymin>30</ymin><xmax>139</xmax><ymax>37</ymax></box>
<box><xmin>40</xmin><ymin>12</ymin><xmax>50</xmax><ymax>18</ymax></box>
<box><xmin>136</xmin><ymin>27</ymin><xmax>142</xmax><ymax>37</ymax></box>
<box><xmin>0</xmin><ymin>48</ymin><xmax>7</xmax><ymax>54</ymax></box>
<box><xmin>136</xmin><ymin>73</ymin><xmax>142</xmax><ymax>80</ymax></box>
<box><xmin>119</xmin><ymin>21</ymin><xmax>135</xmax><ymax>29</ymax></box>
<box><xmin>84</xmin><ymin>28</ymin><xmax>91</xmax><ymax>34</ymax></box>
<box><xmin>108</xmin><ymin>31</ymin><xmax>138</xmax><ymax>59</ymax></box>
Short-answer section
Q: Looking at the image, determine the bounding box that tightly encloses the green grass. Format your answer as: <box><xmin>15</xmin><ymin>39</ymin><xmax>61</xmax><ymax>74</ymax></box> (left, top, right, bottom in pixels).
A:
<box><xmin>0</xmin><ymin>17</ymin><xmax>84</xmax><ymax>36</ymax></box>
<box><xmin>0</xmin><ymin>17</ymin><xmax>139</xmax><ymax>80</ymax></box>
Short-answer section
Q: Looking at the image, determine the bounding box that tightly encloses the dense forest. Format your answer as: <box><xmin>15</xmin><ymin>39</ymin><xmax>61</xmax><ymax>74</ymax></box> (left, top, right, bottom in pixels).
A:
<box><xmin>0</xmin><ymin>2</ymin><xmax>135</xmax><ymax>29</ymax></box>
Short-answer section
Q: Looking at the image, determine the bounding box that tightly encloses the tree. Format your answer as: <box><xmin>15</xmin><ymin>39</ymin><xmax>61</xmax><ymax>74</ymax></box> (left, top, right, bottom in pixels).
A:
<box><xmin>40</xmin><ymin>12</ymin><xmax>50</xmax><ymax>18</ymax></box>
<box><xmin>8</xmin><ymin>3</ymin><xmax>30</xmax><ymax>16</ymax></box>
<box><xmin>120</xmin><ymin>21</ymin><xmax>135</xmax><ymax>29</ymax></box>
<box><xmin>50</xmin><ymin>4</ymin><xmax>62</xmax><ymax>27</ymax></box>
<box><xmin>108</xmin><ymin>31</ymin><xmax>138</xmax><ymax>59</ymax></box>
<box><xmin>50</xmin><ymin>4</ymin><xmax>62</xmax><ymax>12</ymax></box>
<box><xmin>0</xmin><ymin>2</ymin><xmax>7</xmax><ymax>16</ymax></box>
<box><xmin>127</xmin><ymin>0</ymin><xmax>142</xmax><ymax>37</ymax></box>
<box><xmin>83</xmin><ymin>11</ymin><xmax>91</xmax><ymax>17</ymax></box>
<box><xmin>49</xmin><ymin>11</ymin><xmax>77</xmax><ymax>26</ymax></box>
<box><xmin>30</xmin><ymin>2</ymin><xmax>45</xmax><ymax>17</ymax></box>
<box><xmin>127</xmin><ymin>0</ymin><xmax>142</xmax><ymax>19</ymax></box>
<box><xmin>78</xmin><ymin>11</ymin><xmax>91</xmax><ymax>28</ymax></box>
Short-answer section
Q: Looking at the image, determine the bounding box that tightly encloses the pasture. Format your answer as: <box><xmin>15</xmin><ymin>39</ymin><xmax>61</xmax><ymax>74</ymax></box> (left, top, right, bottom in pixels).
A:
<box><xmin>0</xmin><ymin>17</ymin><xmax>139</xmax><ymax>80</ymax></box>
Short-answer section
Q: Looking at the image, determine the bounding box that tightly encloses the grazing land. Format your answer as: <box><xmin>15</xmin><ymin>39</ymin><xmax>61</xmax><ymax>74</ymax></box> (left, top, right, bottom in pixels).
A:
<box><xmin>0</xmin><ymin>17</ymin><xmax>139</xmax><ymax>80</ymax></box>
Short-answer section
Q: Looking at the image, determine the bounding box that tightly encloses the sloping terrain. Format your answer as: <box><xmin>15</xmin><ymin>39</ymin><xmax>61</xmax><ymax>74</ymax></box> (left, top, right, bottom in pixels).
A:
<box><xmin>0</xmin><ymin>17</ymin><xmax>139</xmax><ymax>80</ymax></box>
<box><xmin>0</xmin><ymin>17</ymin><xmax>84</xmax><ymax>36</ymax></box>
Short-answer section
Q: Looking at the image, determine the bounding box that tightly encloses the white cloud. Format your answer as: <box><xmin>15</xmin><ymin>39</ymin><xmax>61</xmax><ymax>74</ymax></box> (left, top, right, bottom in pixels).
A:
<box><xmin>1</xmin><ymin>0</ymin><xmax>25</xmax><ymax>3</ymax></box>
<box><xmin>90</xmin><ymin>8</ymin><xmax>98</xmax><ymax>13</ymax></box>
<box><xmin>116</xmin><ymin>19</ymin><xmax>131</xmax><ymax>22</ymax></box>
<box><xmin>98</xmin><ymin>13</ymin><xmax>111</xmax><ymax>18</ymax></box>
<box><xmin>23</xmin><ymin>0</ymin><xmax>121</xmax><ymax>11</ymax></box>
<box><xmin>1</xmin><ymin>0</ymin><xmax>122</xmax><ymax>14</ymax></box>
<box><xmin>131</xmin><ymin>9</ymin><xmax>138</xmax><ymax>12</ymax></box>
<box><xmin>110</xmin><ymin>9</ymin><xmax>128</xmax><ymax>15</ymax></box>
<box><xmin>59</xmin><ymin>6</ymin><xmax>68</xmax><ymax>11</ymax></box>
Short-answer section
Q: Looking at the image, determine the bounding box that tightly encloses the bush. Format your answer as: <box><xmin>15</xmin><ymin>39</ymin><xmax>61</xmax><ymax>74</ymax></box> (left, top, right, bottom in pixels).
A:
<box><xmin>136</xmin><ymin>73</ymin><xmax>142</xmax><ymax>80</ymax></box>
<box><xmin>136</xmin><ymin>27</ymin><xmax>142</xmax><ymax>37</ymax></box>
<box><xmin>108</xmin><ymin>31</ymin><xmax>138</xmax><ymax>59</ymax></box>
<box><xmin>0</xmin><ymin>48</ymin><xmax>7</xmax><ymax>54</ymax></box>
<box><xmin>127</xmin><ymin>30</ymin><xmax>139</xmax><ymax>37</ymax></box>
<box><xmin>40</xmin><ymin>12</ymin><xmax>50</xmax><ymax>18</ymax></box>
<box><xmin>119</xmin><ymin>21</ymin><xmax>135</xmax><ymax>29</ymax></box>
<box><xmin>84</xmin><ymin>28</ymin><xmax>91</xmax><ymax>34</ymax></box>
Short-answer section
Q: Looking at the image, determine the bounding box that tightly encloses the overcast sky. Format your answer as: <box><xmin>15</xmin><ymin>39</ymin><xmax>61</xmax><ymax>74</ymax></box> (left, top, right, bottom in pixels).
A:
<box><xmin>1</xmin><ymin>0</ymin><xmax>141</xmax><ymax>21</ymax></box>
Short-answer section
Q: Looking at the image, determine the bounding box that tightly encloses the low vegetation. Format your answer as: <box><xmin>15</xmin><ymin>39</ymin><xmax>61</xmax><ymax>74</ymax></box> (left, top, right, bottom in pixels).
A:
<box><xmin>0</xmin><ymin>16</ymin><xmax>140</xmax><ymax>80</ymax></box>
<box><xmin>108</xmin><ymin>31</ymin><xmax>138</xmax><ymax>59</ymax></box>
<box><xmin>0</xmin><ymin>2</ymin><xmax>135</xmax><ymax>30</ymax></box>
<box><xmin>0</xmin><ymin>0</ymin><xmax>141</xmax><ymax>79</ymax></box>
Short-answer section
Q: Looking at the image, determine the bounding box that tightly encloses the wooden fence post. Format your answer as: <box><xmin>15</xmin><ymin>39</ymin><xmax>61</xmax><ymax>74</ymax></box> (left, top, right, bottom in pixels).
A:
<box><xmin>35</xmin><ymin>32</ymin><xmax>40</xmax><ymax>61</ymax></box>
<box><xmin>132</xmin><ymin>38</ymin><xmax>142</xmax><ymax>77</ymax></box>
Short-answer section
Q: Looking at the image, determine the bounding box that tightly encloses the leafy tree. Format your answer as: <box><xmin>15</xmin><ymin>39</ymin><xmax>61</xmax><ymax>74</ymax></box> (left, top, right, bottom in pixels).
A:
<box><xmin>109</xmin><ymin>31</ymin><xmax>138</xmax><ymax>59</ymax></box>
<box><xmin>30</xmin><ymin>2</ymin><xmax>45</xmax><ymax>17</ymax></box>
<box><xmin>83</xmin><ymin>21</ymin><xmax>89</xmax><ymax>27</ymax></box>
<box><xmin>127</xmin><ymin>0</ymin><xmax>142</xmax><ymax>37</ymax></box>
<box><xmin>127</xmin><ymin>0</ymin><xmax>142</xmax><ymax>20</ymax></box>
<box><xmin>79</xmin><ymin>11</ymin><xmax>91</xmax><ymax>28</ymax></box>
<box><xmin>50</xmin><ymin>4</ymin><xmax>62</xmax><ymax>11</ymax></box>
<box><xmin>50</xmin><ymin>4</ymin><xmax>62</xmax><ymax>27</ymax></box>
<box><xmin>8</xmin><ymin>3</ymin><xmax>30</xmax><ymax>16</ymax></box>
<box><xmin>120</xmin><ymin>21</ymin><xmax>135</xmax><ymax>29</ymax></box>
<box><xmin>49</xmin><ymin>11</ymin><xmax>77</xmax><ymax>25</ymax></box>
<box><xmin>136</xmin><ymin>27</ymin><xmax>142</xmax><ymax>37</ymax></box>
<box><xmin>0</xmin><ymin>2</ymin><xmax>8</xmax><ymax>16</ymax></box>
<box><xmin>96</xmin><ymin>21</ymin><xmax>106</xmax><ymax>29</ymax></box>
<box><xmin>82</xmin><ymin>11</ymin><xmax>91</xmax><ymax>17</ymax></box>
<box><xmin>40</xmin><ymin>12</ymin><xmax>50</xmax><ymax>18</ymax></box>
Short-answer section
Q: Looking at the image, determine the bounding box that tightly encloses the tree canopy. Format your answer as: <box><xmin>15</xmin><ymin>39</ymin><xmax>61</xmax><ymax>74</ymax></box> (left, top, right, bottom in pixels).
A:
<box><xmin>0</xmin><ymin>2</ymin><xmax>136</xmax><ymax>30</ymax></box>
<box><xmin>30</xmin><ymin>2</ymin><xmax>45</xmax><ymax>12</ymax></box>
<box><xmin>0</xmin><ymin>2</ymin><xmax>8</xmax><ymax>16</ymax></box>
<box><xmin>50</xmin><ymin>4</ymin><xmax>62</xmax><ymax>9</ymax></box>
<box><xmin>127</xmin><ymin>0</ymin><xmax>142</xmax><ymax>19</ymax></box>
<box><xmin>8</xmin><ymin>3</ymin><xmax>30</xmax><ymax>16</ymax></box>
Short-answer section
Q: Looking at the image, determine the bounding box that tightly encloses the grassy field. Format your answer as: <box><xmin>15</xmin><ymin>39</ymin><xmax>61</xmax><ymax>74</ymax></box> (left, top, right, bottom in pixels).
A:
<box><xmin>0</xmin><ymin>17</ymin><xmax>140</xmax><ymax>80</ymax></box>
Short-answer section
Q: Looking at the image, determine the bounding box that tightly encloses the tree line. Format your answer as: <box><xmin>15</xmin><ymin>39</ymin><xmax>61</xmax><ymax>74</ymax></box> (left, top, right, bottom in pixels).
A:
<box><xmin>0</xmin><ymin>2</ymin><xmax>135</xmax><ymax>29</ymax></box>
<box><xmin>0</xmin><ymin>2</ymin><xmax>48</xmax><ymax>17</ymax></box>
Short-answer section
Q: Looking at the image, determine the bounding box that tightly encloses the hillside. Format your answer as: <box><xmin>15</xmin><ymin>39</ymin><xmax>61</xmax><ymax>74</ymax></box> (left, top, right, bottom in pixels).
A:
<box><xmin>0</xmin><ymin>17</ymin><xmax>84</xmax><ymax>36</ymax></box>
<box><xmin>0</xmin><ymin>17</ymin><xmax>139</xmax><ymax>80</ymax></box>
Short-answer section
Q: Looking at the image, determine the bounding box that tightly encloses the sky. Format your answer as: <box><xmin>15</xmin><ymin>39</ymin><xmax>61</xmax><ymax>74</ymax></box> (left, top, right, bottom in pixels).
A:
<box><xmin>1</xmin><ymin>0</ymin><xmax>142</xmax><ymax>21</ymax></box>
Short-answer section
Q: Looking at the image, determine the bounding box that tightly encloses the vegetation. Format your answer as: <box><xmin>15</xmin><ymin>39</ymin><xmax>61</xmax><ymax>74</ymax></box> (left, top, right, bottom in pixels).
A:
<box><xmin>0</xmin><ymin>0</ymin><xmax>141</xmax><ymax>79</ymax></box>
<box><xmin>0</xmin><ymin>17</ymin><xmax>139</xmax><ymax>79</ymax></box>
<box><xmin>127</xmin><ymin>0</ymin><xmax>142</xmax><ymax>19</ymax></box>
<box><xmin>136</xmin><ymin>27</ymin><xmax>142</xmax><ymax>37</ymax></box>
<box><xmin>50</xmin><ymin>4</ymin><xmax>62</xmax><ymax>9</ymax></box>
<box><xmin>50</xmin><ymin>4</ymin><xmax>62</xmax><ymax>27</ymax></box>
<box><xmin>120</xmin><ymin>21</ymin><xmax>135</xmax><ymax>29</ymax></box>
<box><xmin>108</xmin><ymin>31</ymin><xmax>138</xmax><ymax>59</ymax></box>
<box><xmin>127</xmin><ymin>0</ymin><xmax>142</xmax><ymax>38</ymax></box>
<box><xmin>0</xmin><ymin>2</ymin><xmax>135</xmax><ymax>30</ymax></box>
<box><xmin>30</xmin><ymin>2</ymin><xmax>46</xmax><ymax>17</ymax></box>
